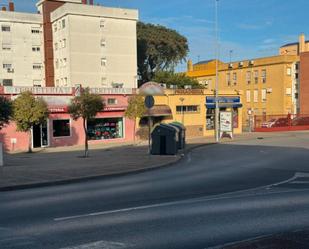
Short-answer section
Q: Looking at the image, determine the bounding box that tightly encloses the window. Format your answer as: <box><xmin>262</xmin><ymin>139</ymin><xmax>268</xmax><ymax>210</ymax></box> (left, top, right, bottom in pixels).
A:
<box><xmin>54</xmin><ymin>23</ymin><xmax>57</xmax><ymax>32</ymax></box>
<box><xmin>2</xmin><ymin>79</ymin><xmax>13</xmax><ymax>86</ymax></box>
<box><xmin>101</xmin><ymin>57</ymin><xmax>107</xmax><ymax>66</ymax></box>
<box><xmin>226</xmin><ymin>73</ymin><xmax>231</xmax><ymax>86</ymax></box>
<box><xmin>63</xmin><ymin>39</ymin><xmax>66</xmax><ymax>48</ymax></box>
<box><xmin>107</xmin><ymin>98</ymin><xmax>117</xmax><ymax>105</ymax></box>
<box><xmin>3</xmin><ymin>63</ymin><xmax>12</xmax><ymax>69</ymax></box>
<box><xmin>295</xmin><ymin>63</ymin><xmax>299</xmax><ymax>70</ymax></box>
<box><xmin>254</xmin><ymin>89</ymin><xmax>258</xmax><ymax>103</ymax></box>
<box><xmin>100</xmin><ymin>19</ymin><xmax>106</xmax><ymax>28</ymax></box>
<box><xmin>176</xmin><ymin>105</ymin><xmax>199</xmax><ymax>113</ymax></box>
<box><xmin>233</xmin><ymin>72</ymin><xmax>237</xmax><ymax>85</ymax></box>
<box><xmin>55</xmin><ymin>59</ymin><xmax>59</xmax><ymax>69</ymax></box>
<box><xmin>64</xmin><ymin>77</ymin><xmax>68</xmax><ymax>86</ymax></box>
<box><xmin>53</xmin><ymin>119</ymin><xmax>70</xmax><ymax>137</ymax></box>
<box><xmin>1</xmin><ymin>25</ymin><xmax>10</xmax><ymax>32</ymax></box>
<box><xmin>261</xmin><ymin>69</ymin><xmax>266</xmax><ymax>83</ymax></box>
<box><xmin>246</xmin><ymin>90</ymin><xmax>251</xmax><ymax>103</ymax></box>
<box><xmin>101</xmin><ymin>38</ymin><xmax>106</xmax><ymax>47</ymax></box>
<box><xmin>62</xmin><ymin>19</ymin><xmax>66</xmax><ymax>29</ymax></box>
<box><xmin>101</xmin><ymin>77</ymin><xmax>107</xmax><ymax>86</ymax></box>
<box><xmin>246</xmin><ymin>71</ymin><xmax>251</xmax><ymax>84</ymax></box>
<box><xmin>33</xmin><ymin>64</ymin><xmax>42</xmax><ymax>70</ymax></box>
<box><xmin>261</xmin><ymin>89</ymin><xmax>267</xmax><ymax>102</ymax></box>
<box><xmin>287</xmin><ymin>68</ymin><xmax>291</xmax><ymax>76</ymax></box>
<box><xmin>206</xmin><ymin>109</ymin><xmax>215</xmax><ymax>130</ymax></box>
<box><xmin>55</xmin><ymin>43</ymin><xmax>58</xmax><ymax>50</ymax></box>
<box><xmin>63</xmin><ymin>58</ymin><xmax>67</xmax><ymax>67</ymax></box>
<box><xmin>295</xmin><ymin>73</ymin><xmax>299</xmax><ymax>79</ymax></box>
<box><xmin>31</xmin><ymin>28</ymin><xmax>40</xmax><ymax>34</ymax></box>
<box><xmin>2</xmin><ymin>43</ymin><xmax>11</xmax><ymax>51</ymax></box>
<box><xmin>254</xmin><ymin>70</ymin><xmax>259</xmax><ymax>84</ymax></box>
<box><xmin>112</xmin><ymin>82</ymin><xmax>123</xmax><ymax>88</ymax></box>
<box><xmin>32</xmin><ymin>46</ymin><xmax>40</xmax><ymax>52</ymax></box>
<box><xmin>33</xmin><ymin>80</ymin><xmax>42</xmax><ymax>87</ymax></box>
<box><xmin>87</xmin><ymin>118</ymin><xmax>124</xmax><ymax>140</ymax></box>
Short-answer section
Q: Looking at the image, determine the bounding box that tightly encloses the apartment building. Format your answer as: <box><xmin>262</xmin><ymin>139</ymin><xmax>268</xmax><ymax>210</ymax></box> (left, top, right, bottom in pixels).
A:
<box><xmin>185</xmin><ymin>35</ymin><xmax>306</xmax><ymax>128</ymax></box>
<box><xmin>0</xmin><ymin>0</ymin><xmax>138</xmax><ymax>88</ymax></box>
<box><xmin>0</xmin><ymin>3</ymin><xmax>45</xmax><ymax>87</ymax></box>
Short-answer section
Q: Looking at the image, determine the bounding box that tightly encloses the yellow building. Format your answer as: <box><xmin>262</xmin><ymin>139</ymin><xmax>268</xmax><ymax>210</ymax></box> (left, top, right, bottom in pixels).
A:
<box><xmin>138</xmin><ymin>86</ymin><xmax>243</xmax><ymax>138</ymax></box>
<box><xmin>185</xmin><ymin>35</ymin><xmax>306</xmax><ymax>129</ymax></box>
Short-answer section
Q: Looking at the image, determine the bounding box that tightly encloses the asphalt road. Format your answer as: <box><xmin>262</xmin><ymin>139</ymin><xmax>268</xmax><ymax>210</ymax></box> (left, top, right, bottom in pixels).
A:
<box><xmin>1</xmin><ymin>131</ymin><xmax>309</xmax><ymax>249</ymax></box>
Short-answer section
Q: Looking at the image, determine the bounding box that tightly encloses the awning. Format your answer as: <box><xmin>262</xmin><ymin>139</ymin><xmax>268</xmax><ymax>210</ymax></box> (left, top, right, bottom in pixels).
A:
<box><xmin>144</xmin><ymin>105</ymin><xmax>173</xmax><ymax>117</ymax></box>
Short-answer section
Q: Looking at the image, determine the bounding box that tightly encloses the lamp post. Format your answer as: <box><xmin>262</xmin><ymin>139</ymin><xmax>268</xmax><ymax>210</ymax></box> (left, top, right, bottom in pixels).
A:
<box><xmin>179</xmin><ymin>97</ymin><xmax>185</xmax><ymax>125</ymax></box>
<box><xmin>215</xmin><ymin>0</ymin><xmax>220</xmax><ymax>142</ymax></box>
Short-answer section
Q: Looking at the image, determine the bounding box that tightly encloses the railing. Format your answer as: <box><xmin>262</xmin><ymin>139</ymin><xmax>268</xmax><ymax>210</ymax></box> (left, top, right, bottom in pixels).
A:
<box><xmin>254</xmin><ymin>114</ymin><xmax>309</xmax><ymax>132</ymax></box>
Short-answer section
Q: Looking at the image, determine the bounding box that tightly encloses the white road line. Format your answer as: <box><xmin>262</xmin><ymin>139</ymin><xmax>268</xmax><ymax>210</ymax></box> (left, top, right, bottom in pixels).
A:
<box><xmin>59</xmin><ymin>240</ymin><xmax>126</xmax><ymax>249</ymax></box>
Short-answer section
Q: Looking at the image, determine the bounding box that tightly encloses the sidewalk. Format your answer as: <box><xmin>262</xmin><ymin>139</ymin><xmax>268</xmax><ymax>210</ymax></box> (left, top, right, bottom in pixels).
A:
<box><xmin>0</xmin><ymin>132</ymin><xmax>273</xmax><ymax>191</ymax></box>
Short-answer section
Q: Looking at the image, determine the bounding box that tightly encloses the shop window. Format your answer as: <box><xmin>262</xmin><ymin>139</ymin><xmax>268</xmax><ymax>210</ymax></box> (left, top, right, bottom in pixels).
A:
<box><xmin>176</xmin><ymin>105</ymin><xmax>199</xmax><ymax>113</ymax></box>
<box><xmin>233</xmin><ymin>108</ymin><xmax>238</xmax><ymax>128</ymax></box>
<box><xmin>107</xmin><ymin>98</ymin><xmax>117</xmax><ymax>105</ymax></box>
<box><xmin>87</xmin><ymin>118</ymin><xmax>123</xmax><ymax>140</ymax></box>
<box><xmin>53</xmin><ymin>119</ymin><xmax>70</xmax><ymax>137</ymax></box>
<box><xmin>206</xmin><ymin>109</ymin><xmax>215</xmax><ymax>130</ymax></box>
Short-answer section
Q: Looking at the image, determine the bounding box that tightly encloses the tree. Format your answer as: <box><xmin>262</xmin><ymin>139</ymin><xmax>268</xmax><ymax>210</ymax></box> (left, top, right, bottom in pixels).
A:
<box><xmin>13</xmin><ymin>91</ymin><xmax>49</xmax><ymax>153</ymax></box>
<box><xmin>137</xmin><ymin>22</ymin><xmax>189</xmax><ymax>84</ymax></box>
<box><xmin>0</xmin><ymin>96</ymin><xmax>12</xmax><ymax>130</ymax></box>
<box><xmin>152</xmin><ymin>71</ymin><xmax>202</xmax><ymax>89</ymax></box>
<box><xmin>68</xmin><ymin>88</ymin><xmax>104</xmax><ymax>157</ymax></box>
<box><xmin>124</xmin><ymin>95</ymin><xmax>146</xmax><ymax>143</ymax></box>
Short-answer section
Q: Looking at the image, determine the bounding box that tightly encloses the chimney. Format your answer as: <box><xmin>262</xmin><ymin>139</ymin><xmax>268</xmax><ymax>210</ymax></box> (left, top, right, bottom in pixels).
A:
<box><xmin>299</xmin><ymin>33</ymin><xmax>305</xmax><ymax>54</ymax></box>
<box><xmin>1</xmin><ymin>6</ymin><xmax>6</xmax><ymax>11</ymax></box>
<box><xmin>8</xmin><ymin>1</ymin><xmax>14</xmax><ymax>11</ymax></box>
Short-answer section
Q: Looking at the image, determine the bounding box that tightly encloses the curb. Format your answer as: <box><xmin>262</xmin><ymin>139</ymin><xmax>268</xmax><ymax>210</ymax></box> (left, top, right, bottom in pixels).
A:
<box><xmin>0</xmin><ymin>142</ymin><xmax>217</xmax><ymax>192</ymax></box>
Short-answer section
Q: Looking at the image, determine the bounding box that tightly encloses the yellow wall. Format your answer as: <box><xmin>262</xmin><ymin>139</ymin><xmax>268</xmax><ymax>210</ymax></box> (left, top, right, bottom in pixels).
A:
<box><xmin>185</xmin><ymin>55</ymin><xmax>299</xmax><ymax>129</ymax></box>
<box><xmin>152</xmin><ymin>89</ymin><xmax>242</xmax><ymax>137</ymax></box>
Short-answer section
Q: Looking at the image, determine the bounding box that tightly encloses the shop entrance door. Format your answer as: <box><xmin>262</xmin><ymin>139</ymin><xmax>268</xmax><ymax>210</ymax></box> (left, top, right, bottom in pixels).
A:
<box><xmin>32</xmin><ymin>120</ymin><xmax>49</xmax><ymax>148</ymax></box>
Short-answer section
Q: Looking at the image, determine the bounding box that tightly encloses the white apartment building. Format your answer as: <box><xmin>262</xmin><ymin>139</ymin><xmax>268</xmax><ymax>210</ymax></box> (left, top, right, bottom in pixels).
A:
<box><xmin>50</xmin><ymin>2</ymin><xmax>138</xmax><ymax>88</ymax></box>
<box><xmin>0</xmin><ymin>11</ymin><xmax>45</xmax><ymax>87</ymax></box>
<box><xmin>0</xmin><ymin>0</ymin><xmax>138</xmax><ymax>88</ymax></box>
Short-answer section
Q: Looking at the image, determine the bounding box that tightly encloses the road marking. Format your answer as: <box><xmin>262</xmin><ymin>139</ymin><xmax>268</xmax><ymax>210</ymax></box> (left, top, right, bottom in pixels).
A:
<box><xmin>59</xmin><ymin>240</ymin><xmax>126</xmax><ymax>249</ymax></box>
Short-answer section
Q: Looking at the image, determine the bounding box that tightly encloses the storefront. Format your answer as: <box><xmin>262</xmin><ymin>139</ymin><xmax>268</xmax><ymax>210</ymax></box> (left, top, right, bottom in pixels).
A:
<box><xmin>0</xmin><ymin>86</ymin><xmax>135</xmax><ymax>152</ymax></box>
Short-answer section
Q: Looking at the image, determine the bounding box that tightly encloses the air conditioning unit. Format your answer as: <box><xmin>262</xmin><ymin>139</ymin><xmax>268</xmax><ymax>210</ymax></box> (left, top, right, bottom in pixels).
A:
<box><xmin>184</xmin><ymin>85</ymin><xmax>192</xmax><ymax>89</ymax></box>
<box><xmin>249</xmin><ymin>60</ymin><xmax>254</xmax><ymax>66</ymax></box>
<box><xmin>169</xmin><ymin>84</ymin><xmax>177</xmax><ymax>89</ymax></box>
<box><xmin>266</xmin><ymin>88</ymin><xmax>273</xmax><ymax>93</ymax></box>
<box><xmin>7</xmin><ymin>68</ymin><xmax>14</xmax><ymax>73</ymax></box>
<box><xmin>239</xmin><ymin>61</ymin><xmax>244</xmax><ymax>67</ymax></box>
<box><xmin>160</xmin><ymin>83</ymin><xmax>167</xmax><ymax>88</ymax></box>
<box><xmin>228</xmin><ymin>63</ymin><xmax>233</xmax><ymax>69</ymax></box>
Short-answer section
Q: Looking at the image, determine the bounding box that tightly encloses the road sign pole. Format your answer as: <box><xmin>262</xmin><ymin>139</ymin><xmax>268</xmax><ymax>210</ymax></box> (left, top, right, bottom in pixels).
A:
<box><xmin>144</xmin><ymin>95</ymin><xmax>155</xmax><ymax>155</ymax></box>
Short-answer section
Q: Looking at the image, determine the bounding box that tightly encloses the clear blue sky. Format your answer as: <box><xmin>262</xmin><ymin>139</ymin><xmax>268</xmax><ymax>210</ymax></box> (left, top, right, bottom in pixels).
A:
<box><xmin>11</xmin><ymin>0</ymin><xmax>309</xmax><ymax>71</ymax></box>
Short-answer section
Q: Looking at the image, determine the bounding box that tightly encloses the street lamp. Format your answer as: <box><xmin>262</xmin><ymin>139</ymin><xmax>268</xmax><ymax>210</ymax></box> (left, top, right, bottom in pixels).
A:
<box><xmin>179</xmin><ymin>97</ymin><xmax>185</xmax><ymax>125</ymax></box>
<box><xmin>215</xmin><ymin>0</ymin><xmax>220</xmax><ymax>142</ymax></box>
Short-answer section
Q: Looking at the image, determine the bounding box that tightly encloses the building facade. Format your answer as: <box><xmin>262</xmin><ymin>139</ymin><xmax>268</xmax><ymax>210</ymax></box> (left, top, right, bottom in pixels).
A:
<box><xmin>0</xmin><ymin>7</ymin><xmax>45</xmax><ymax>87</ymax></box>
<box><xmin>185</xmin><ymin>35</ymin><xmax>308</xmax><ymax>129</ymax></box>
<box><xmin>0</xmin><ymin>0</ymin><xmax>138</xmax><ymax>88</ymax></box>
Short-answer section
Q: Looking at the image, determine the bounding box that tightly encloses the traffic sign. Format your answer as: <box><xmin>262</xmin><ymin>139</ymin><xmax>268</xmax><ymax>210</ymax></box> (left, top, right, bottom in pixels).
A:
<box><xmin>145</xmin><ymin>95</ymin><xmax>155</xmax><ymax>109</ymax></box>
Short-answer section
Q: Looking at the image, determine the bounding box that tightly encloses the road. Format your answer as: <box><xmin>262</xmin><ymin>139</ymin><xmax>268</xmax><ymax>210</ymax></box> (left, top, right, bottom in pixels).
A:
<box><xmin>1</xmin><ymin>131</ymin><xmax>309</xmax><ymax>249</ymax></box>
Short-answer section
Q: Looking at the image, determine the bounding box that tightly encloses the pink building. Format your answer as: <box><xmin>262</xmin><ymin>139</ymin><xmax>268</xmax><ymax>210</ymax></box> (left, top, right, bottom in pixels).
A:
<box><xmin>0</xmin><ymin>86</ymin><xmax>135</xmax><ymax>152</ymax></box>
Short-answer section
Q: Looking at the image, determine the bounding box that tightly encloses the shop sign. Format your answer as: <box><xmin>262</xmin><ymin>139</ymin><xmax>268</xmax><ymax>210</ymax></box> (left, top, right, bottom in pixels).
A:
<box><xmin>104</xmin><ymin>106</ymin><xmax>126</xmax><ymax>111</ymax></box>
<box><xmin>139</xmin><ymin>82</ymin><xmax>164</xmax><ymax>96</ymax></box>
<box><xmin>175</xmin><ymin>89</ymin><xmax>204</xmax><ymax>95</ymax></box>
<box><xmin>4</xmin><ymin>86</ymin><xmax>73</xmax><ymax>95</ymax></box>
<box><xmin>48</xmin><ymin>106</ymin><xmax>68</xmax><ymax>113</ymax></box>
<box><xmin>206</xmin><ymin>96</ymin><xmax>242</xmax><ymax>108</ymax></box>
<box><xmin>89</xmin><ymin>88</ymin><xmax>132</xmax><ymax>95</ymax></box>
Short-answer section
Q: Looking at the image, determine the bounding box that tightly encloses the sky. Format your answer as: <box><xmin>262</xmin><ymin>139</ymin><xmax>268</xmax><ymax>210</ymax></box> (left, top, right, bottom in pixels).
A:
<box><xmin>9</xmin><ymin>0</ymin><xmax>309</xmax><ymax>71</ymax></box>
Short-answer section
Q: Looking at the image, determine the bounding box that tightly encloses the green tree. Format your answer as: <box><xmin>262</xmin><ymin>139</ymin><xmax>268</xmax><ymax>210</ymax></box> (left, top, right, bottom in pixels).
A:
<box><xmin>152</xmin><ymin>71</ymin><xmax>202</xmax><ymax>89</ymax></box>
<box><xmin>68</xmin><ymin>88</ymin><xmax>104</xmax><ymax>157</ymax></box>
<box><xmin>124</xmin><ymin>95</ymin><xmax>146</xmax><ymax>143</ymax></box>
<box><xmin>13</xmin><ymin>91</ymin><xmax>49</xmax><ymax>153</ymax></box>
<box><xmin>0</xmin><ymin>96</ymin><xmax>12</xmax><ymax>130</ymax></box>
<box><xmin>137</xmin><ymin>22</ymin><xmax>189</xmax><ymax>84</ymax></box>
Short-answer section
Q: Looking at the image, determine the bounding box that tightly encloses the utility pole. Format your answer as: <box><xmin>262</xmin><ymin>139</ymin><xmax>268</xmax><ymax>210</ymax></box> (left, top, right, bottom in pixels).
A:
<box><xmin>215</xmin><ymin>0</ymin><xmax>220</xmax><ymax>142</ymax></box>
